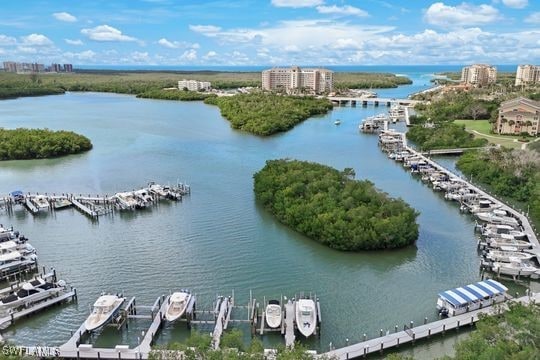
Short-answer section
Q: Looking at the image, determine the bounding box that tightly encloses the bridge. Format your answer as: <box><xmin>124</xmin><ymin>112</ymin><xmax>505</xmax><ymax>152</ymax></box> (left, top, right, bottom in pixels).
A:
<box><xmin>326</xmin><ymin>96</ymin><xmax>423</xmax><ymax>107</ymax></box>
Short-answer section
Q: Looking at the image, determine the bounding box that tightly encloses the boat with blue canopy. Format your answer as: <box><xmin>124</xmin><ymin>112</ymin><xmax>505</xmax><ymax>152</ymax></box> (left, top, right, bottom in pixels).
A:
<box><xmin>437</xmin><ymin>279</ymin><xmax>508</xmax><ymax>317</ymax></box>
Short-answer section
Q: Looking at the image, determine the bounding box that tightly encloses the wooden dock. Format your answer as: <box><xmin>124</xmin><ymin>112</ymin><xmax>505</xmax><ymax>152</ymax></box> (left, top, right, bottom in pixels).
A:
<box><xmin>70</xmin><ymin>198</ymin><xmax>98</xmax><ymax>218</ymax></box>
<box><xmin>211</xmin><ymin>296</ymin><xmax>233</xmax><ymax>349</ymax></box>
<box><xmin>284</xmin><ymin>299</ymin><xmax>296</xmax><ymax>347</ymax></box>
<box><xmin>320</xmin><ymin>291</ymin><xmax>540</xmax><ymax>359</ymax></box>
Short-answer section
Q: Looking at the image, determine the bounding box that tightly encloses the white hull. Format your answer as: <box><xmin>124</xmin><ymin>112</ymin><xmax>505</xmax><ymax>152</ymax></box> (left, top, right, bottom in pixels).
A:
<box><xmin>165</xmin><ymin>292</ymin><xmax>192</xmax><ymax>322</ymax></box>
<box><xmin>295</xmin><ymin>299</ymin><xmax>317</xmax><ymax>338</ymax></box>
<box><xmin>265</xmin><ymin>303</ymin><xmax>282</xmax><ymax>329</ymax></box>
<box><xmin>84</xmin><ymin>296</ymin><xmax>125</xmax><ymax>331</ymax></box>
<box><xmin>486</xmin><ymin>251</ymin><xmax>533</xmax><ymax>262</ymax></box>
<box><xmin>492</xmin><ymin>262</ymin><xmax>538</xmax><ymax>276</ymax></box>
<box><xmin>487</xmin><ymin>238</ymin><xmax>532</xmax><ymax>250</ymax></box>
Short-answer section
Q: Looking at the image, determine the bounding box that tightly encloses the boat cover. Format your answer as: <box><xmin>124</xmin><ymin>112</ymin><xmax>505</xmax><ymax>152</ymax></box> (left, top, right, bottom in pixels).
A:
<box><xmin>438</xmin><ymin>279</ymin><xmax>508</xmax><ymax>307</ymax></box>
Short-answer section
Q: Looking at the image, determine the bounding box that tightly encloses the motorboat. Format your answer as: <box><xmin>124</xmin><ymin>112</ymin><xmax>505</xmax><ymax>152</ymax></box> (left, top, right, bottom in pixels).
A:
<box><xmin>0</xmin><ymin>277</ymin><xmax>66</xmax><ymax>309</ymax></box>
<box><xmin>31</xmin><ymin>195</ymin><xmax>50</xmax><ymax>211</ymax></box>
<box><xmin>0</xmin><ymin>240</ymin><xmax>36</xmax><ymax>256</ymax></box>
<box><xmin>165</xmin><ymin>290</ymin><xmax>192</xmax><ymax>322</ymax></box>
<box><xmin>475</xmin><ymin>211</ymin><xmax>520</xmax><ymax>227</ymax></box>
<box><xmin>334</xmin><ymin>119</ymin><xmax>341</xmax><ymax>125</ymax></box>
<box><xmin>84</xmin><ymin>294</ymin><xmax>126</xmax><ymax>331</ymax></box>
<box><xmin>0</xmin><ymin>251</ymin><xmax>37</xmax><ymax>273</ymax></box>
<box><xmin>437</xmin><ymin>279</ymin><xmax>508</xmax><ymax>317</ymax></box>
<box><xmin>148</xmin><ymin>183</ymin><xmax>168</xmax><ymax>197</ymax></box>
<box><xmin>485</xmin><ymin>247</ymin><xmax>534</xmax><ymax>262</ymax></box>
<box><xmin>114</xmin><ymin>192</ymin><xmax>138</xmax><ymax>210</ymax></box>
<box><xmin>481</xmin><ymin>224</ymin><xmax>528</xmax><ymax>241</ymax></box>
<box><xmin>295</xmin><ymin>298</ymin><xmax>317</xmax><ymax>337</ymax></box>
<box><xmin>265</xmin><ymin>300</ymin><xmax>282</xmax><ymax>329</ymax></box>
<box><xmin>487</xmin><ymin>235</ymin><xmax>532</xmax><ymax>250</ymax></box>
<box><xmin>491</xmin><ymin>259</ymin><xmax>539</xmax><ymax>277</ymax></box>
<box><xmin>53</xmin><ymin>198</ymin><xmax>72</xmax><ymax>210</ymax></box>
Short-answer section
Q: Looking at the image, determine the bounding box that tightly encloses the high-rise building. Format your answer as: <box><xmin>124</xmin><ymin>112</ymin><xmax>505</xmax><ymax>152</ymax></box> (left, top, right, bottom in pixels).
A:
<box><xmin>178</xmin><ymin>79</ymin><xmax>211</xmax><ymax>91</ymax></box>
<box><xmin>261</xmin><ymin>66</ymin><xmax>334</xmax><ymax>94</ymax></box>
<box><xmin>2</xmin><ymin>61</ymin><xmax>17</xmax><ymax>72</ymax></box>
<box><xmin>515</xmin><ymin>65</ymin><xmax>540</xmax><ymax>86</ymax></box>
<box><xmin>461</xmin><ymin>64</ymin><xmax>497</xmax><ymax>87</ymax></box>
<box><xmin>63</xmin><ymin>64</ymin><xmax>73</xmax><ymax>72</ymax></box>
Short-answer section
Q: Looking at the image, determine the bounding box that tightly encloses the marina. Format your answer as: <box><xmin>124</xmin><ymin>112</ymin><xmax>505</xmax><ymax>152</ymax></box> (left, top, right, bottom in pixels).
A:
<box><xmin>0</xmin><ymin>182</ymin><xmax>190</xmax><ymax>219</ymax></box>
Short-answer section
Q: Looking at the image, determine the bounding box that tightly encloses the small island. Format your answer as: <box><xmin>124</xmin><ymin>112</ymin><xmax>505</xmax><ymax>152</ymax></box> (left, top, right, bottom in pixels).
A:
<box><xmin>254</xmin><ymin>159</ymin><xmax>419</xmax><ymax>250</ymax></box>
<box><xmin>205</xmin><ymin>94</ymin><xmax>333</xmax><ymax>136</ymax></box>
<box><xmin>0</xmin><ymin>128</ymin><xmax>93</xmax><ymax>160</ymax></box>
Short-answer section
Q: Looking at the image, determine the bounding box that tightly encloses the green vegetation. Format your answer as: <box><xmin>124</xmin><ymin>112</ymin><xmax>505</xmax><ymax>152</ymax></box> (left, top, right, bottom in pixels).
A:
<box><xmin>333</xmin><ymin>72</ymin><xmax>412</xmax><ymax>89</ymax></box>
<box><xmin>150</xmin><ymin>330</ymin><xmax>316</xmax><ymax>360</ymax></box>
<box><xmin>0</xmin><ymin>128</ymin><xmax>92</xmax><ymax>160</ymax></box>
<box><xmin>137</xmin><ymin>89</ymin><xmax>217</xmax><ymax>101</ymax></box>
<box><xmin>254</xmin><ymin>159</ymin><xmax>419</xmax><ymax>250</ymax></box>
<box><xmin>204</xmin><ymin>93</ymin><xmax>333</xmax><ymax>136</ymax></box>
<box><xmin>456</xmin><ymin>147</ymin><xmax>540</xmax><ymax>225</ymax></box>
<box><xmin>443</xmin><ymin>302</ymin><xmax>540</xmax><ymax>359</ymax></box>
<box><xmin>407</xmin><ymin>123</ymin><xmax>488</xmax><ymax>150</ymax></box>
<box><xmin>453</xmin><ymin>120</ymin><xmax>527</xmax><ymax>149</ymax></box>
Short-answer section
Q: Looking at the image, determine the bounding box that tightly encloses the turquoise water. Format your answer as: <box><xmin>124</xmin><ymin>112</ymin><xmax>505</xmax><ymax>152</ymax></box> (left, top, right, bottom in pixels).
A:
<box><xmin>0</xmin><ymin>77</ymin><xmax>522</xmax><ymax>355</ymax></box>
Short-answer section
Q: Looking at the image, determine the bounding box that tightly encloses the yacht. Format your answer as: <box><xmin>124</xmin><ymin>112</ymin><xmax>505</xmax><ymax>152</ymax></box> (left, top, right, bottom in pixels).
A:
<box><xmin>475</xmin><ymin>211</ymin><xmax>520</xmax><ymax>227</ymax></box>
<box><xmin>148</xmin><ymin>183</ymin><xmax>168</xmax><ymax>197</ymax></box>
<box><xmin>486</xmin><ymin>249</ymin><xmax>534</xmax><ymax>262</ymax></box>
<box><xmin>84</xmin><ymin>294</ymin><xmax>126</xmax><ymax>331</ymax></box>
<box><xmin>31</xmin><ymin>195</ymin><xmax>50</xmax><ymax>211</ymax></box>
<box><xmin>114</xmin><ymin>192</ymin><xmax>138</xmax><ymax>210</ymax></box>
<box><xmin>491</xmin><ymin>259</ymin><xmax>539</xmax><ymax>277</ymax></box>
<box><xmin>295</xmin><ymin>298</ymin><xmax>317</xmax><ymax>337</ymax></box>
<box><xmin>487</xmin><ymin>235</ymin><xmax>532</xmax><ymax>250</ymax></box>
<box><xmin>133</xmin><ymin>189</ymin><xmax>153</xmax><ymax>207</ymax></box>
<box><xmin>0</xmin><ymin>240</ymin><xmax>36</xmax><ymax>256</ymax></box>
<box><xmin>265</xmin><ymin>300</ymin><xmax>282</xmax><ymax>329</ymax></box>
<box><xmin>0</xmin><ymin>277</ymin><xmax>66</xmax><ymax>309</ymax></box>
<box><xmin>165</xmin><ymin>290</ymin><xmax>192</xmax><ymax>322</ymax></box>
<box><xmin>53</xmin><ymin>198</ymin><xmax>72</xmax><ymax>210</ymax></box>
<box><xmin>0</xmin><ymin>251</ymin><xmax>37</xmax><ymax>273</ymax></box>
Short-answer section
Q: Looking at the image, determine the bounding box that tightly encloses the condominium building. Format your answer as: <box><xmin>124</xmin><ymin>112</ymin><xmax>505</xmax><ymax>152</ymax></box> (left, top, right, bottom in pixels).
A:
<box><xmin>515</xmin><ymin>65</ymin><xmax>540</xmax><ymax>86</ymax></box>
<box><xmin>2</xmin><ymin>61</ymin><xmax>73</xmax><ymax>73</ymax></box>
<box><xmin>178</xmin><ymin>79</ymin><xmax>211</xmax><ymax>91</ymax></box>
<box><xmin>261</xmin><ymin>66</ymin><xmax>334</xmax><ymax>94</ymax></box>
<box><xmin>495</xmin><ymin>97</ymin><xmax>540</xmax><ymax>136</ymax></box>
<box><xmin>461</xmin><ymin>64</ymin><xmax>497</xmax><ymax>87</ymax></box>
<box><xmin>2</xmin><ymin>61</ymin><xmax>17</xmax><ymax>72</ymax></box>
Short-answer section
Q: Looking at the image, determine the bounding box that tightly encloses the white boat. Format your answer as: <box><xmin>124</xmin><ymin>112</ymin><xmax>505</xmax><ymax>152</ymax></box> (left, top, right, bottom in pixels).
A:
<box><xmin>31</xmin><ymin>195</ymin><xmax>49</xmax><ymax>211</ymax></box>
<box><xmin>334</xmin><ymin>119</ymin><xmax>341</xmax><ymax>125</ymax></box>
<box><xmin>84</xmin><ymin>294</ymin><xmax>125</xmax><ymax>331</ymax></box>
<box><xmin>475</xmin><ymin>211</ymin><xmax>520</xmax><ymax>227</ymax></box>
<box><xmin>265</xmin><ymin>300</ymin><xmax>282</xmax><ymax>329</ymax></box>
<box><xmin>491</xmin><ymin>258</ymin><xmax>539</xmax><ymax>276</ymax></box>
<box><xmin>165</xmin><ymin>290</ymin><xmax>192</xmax><ymax>322</ymax></box>
<box><xmin>53</xmin><ymin>198</ymin><xmax>72</xmax><ymax>210</ymax></box>
<box><xmin>295</xmin><ymin>298</ymin><xmax>317</xmax><ymax>337</ymax></box>
<box><xmin>486</xmin><ymin>249</ymin><xmax>533</xmax><ymax>262</ymax></box>
<box><xmin>0</xmin><ymin>277</ymin><xmax>66</xmax><ymax>309</ymax></box>
<box><xmin>487</xmin><ymin>235</ymin><xmax>532</xmax><ymax>250</ymax></box>
<box><xmin>114</xmin><ymin>192</ymin><xmax>138</xmax><ymax>209</ymax></box>
<box><xmin>0</xmin><ymin>240</ymin><xmax>36</xmax><ymax>256</ymax></box>
<box><xmin>133</xmin><ymin>189</ymin><xmax>153</xmax><ymax>207</ymax></box>
<box><xmin>437</xmin><ymin>279</ymin><xmax>507</xmax><ymax>317</ymax></box>
<box><xmin>481</xmin><ymin>224</ymin><xmax>528</xmax><ymax>241</ymax></box>
<box><xmin>0</xmin><ymin>251</ymin><xmax>37</xmax><ymax>273</ymax></box>
<box><xmin>148</xmin><ymin>183</ymin><xmax>168</xmax><ymax>197</ymax></box>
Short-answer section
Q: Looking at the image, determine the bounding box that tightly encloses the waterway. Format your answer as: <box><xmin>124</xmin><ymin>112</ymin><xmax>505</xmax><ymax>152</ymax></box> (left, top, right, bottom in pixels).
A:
<box><xmin>0</xmin><ymin>72</ymin><xmax>524</xmax><ymax>357</ymax></box>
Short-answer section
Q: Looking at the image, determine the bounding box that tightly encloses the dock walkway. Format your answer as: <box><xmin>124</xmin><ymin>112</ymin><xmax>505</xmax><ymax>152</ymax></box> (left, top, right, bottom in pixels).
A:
<box><xmin>284</xmin><ymin>300</ymin><xmax>295</xmax><ymax>347</ymax></box>
<box><xmin>321</xmin><ymin>292</ymin><xmax>540</xmax><ymax>359</ymax></box>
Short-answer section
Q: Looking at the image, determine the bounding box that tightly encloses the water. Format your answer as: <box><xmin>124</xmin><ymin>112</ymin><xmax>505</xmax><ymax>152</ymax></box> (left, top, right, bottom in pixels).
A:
<box><xmin>0</xmin><ymin>74</ymin><xmax>522</xmax><ymax>355</ymax></box>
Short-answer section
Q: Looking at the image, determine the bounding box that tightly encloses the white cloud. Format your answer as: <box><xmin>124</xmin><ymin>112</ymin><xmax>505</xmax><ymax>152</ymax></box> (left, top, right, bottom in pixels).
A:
<box><xmin>131</xmin><ymin>51</ymin><xmax>151</xmax><ymax>63</ymax></box>
<box><xmin>21</xmin><ymin>33</ymin><xmax>53</xmax><ymax>46</ymax></box>
<box><xmin>189</xmin><ymin>25</ymin><xmax>222</xmax><ymax>34</ymax></box>
<box><xmin>203</xmin><ymin>50</ymin><xmax>217</xmax><ymax>59</ymax></box>
<box><xmin>0</xmin><ymin>34</ymin><xmax>16</xmax><ymax>45</ymax></box>
<box><xmin>316</xmin><ymin>5</ymin><xmax>368</xmax><ymax>17</ymax></box>
<box><xmin>63</xmin><ymin>50</ymin><xmax>96</xmax><ymax>61</ymax></box>
<box><xmin>525</xmin><ymin>12</ymin><xmax>540</xmax><ymax>23</ymax></box>
<box><xmin>424</xmin><ymin>2</ymin><xmax>500</xmax><ymax>27</ymax></box>
<box><xmin>16</xmin><ymin>46</ymin><xmax>38</xmax><ymax>54</ymax></box>
<box><xmin>65</xmin><ymin>39</ymin><xmax>83</xmax><ymax>46</ymax></box>
<box><xmin>81</xmin><ymin>25</ymin><xmax>136</xmax><ymax>42</ymax></box>
<box><xmin>271</xmin><ymin>0</ymin><xmax>323</xmax><ymax>7</ymax></box>
<box><xmin>180</xmin><ymin>49</ymin><xmax>197</xmax><ymax>61</ymax></box>
<box><xmin>501</xmin><ymin>0</ymin><xmax>527</xmax><ymax>8</ymax></box>
<box><xmin>53</xmin><ymin>12</ymin><xmax>77</xmax><ymax>22</ymax></box>
<box><xmin>157</xmin><ymin>38</ymin><xmax>199</xmax><ymax>49</ymax></box>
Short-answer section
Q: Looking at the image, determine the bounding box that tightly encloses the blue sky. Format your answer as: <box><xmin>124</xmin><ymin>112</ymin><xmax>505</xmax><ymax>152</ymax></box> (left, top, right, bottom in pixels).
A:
<box><xmin>0</xmin><ymin>0</ymin><xmax>539</xmax><ymax>65</ymax></box>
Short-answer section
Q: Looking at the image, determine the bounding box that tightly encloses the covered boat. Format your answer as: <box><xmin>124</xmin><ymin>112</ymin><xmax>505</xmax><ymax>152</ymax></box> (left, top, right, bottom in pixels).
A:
<box><xmin>437</xmin><ymin>279</ymin><xmax>508</xmax><ymax>317</ymax></box>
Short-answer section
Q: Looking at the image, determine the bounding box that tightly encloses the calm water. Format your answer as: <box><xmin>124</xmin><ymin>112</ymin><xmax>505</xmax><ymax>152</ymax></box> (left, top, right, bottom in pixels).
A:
<box><xmin>0</xmin><ymin>76</ymin><xmax>522</xmax><ymax>355</ymax></box>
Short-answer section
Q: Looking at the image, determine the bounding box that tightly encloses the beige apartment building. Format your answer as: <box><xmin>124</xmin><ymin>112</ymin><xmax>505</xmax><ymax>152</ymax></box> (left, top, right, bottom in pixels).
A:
<box><xmin>515</xmin><ymin>65</ymin><xmax>540</xmax><ymax>86</ymax></box>
<box><xmin>178</xmin><ymin>79</ymin><xmax>211</xmax><ymax>91</ymax></box>
<box><xmin>261</xmin><ymin>66</ymin><xmax>333</xmax><ymax>94</ymax></box>
<box><xmin>461</xmin><ymin>64</ymin><xmax>497</xmax><ymax>87</ymax></box>
<box><xmin>495</xmin><ymin>97</ymin><xmax>540</xmax><ymax>136</ymax></box>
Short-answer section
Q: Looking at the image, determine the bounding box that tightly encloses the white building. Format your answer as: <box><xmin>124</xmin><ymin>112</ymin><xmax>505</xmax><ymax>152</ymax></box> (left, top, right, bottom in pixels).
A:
<box><xmin>178</xmin><ymin>79</ymin><xmax>211</xmax><ymax>91</ymax></box>
<box><xmin>515</xmin><ymin>65</ymin><xmax>540</xmax><ymax>86</ymax></box>
<box><xmin>461</xmin><ymin>64</ymin><xmax>497</xmax><ymax>87</ymax></box>
<box><xmin>261</xmin><ymin>66</ymin><xmax>333</xmax><ymax>94</ymax></box>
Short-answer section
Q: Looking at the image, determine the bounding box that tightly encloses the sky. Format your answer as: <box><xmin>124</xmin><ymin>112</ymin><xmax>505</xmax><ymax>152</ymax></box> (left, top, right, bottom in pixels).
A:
<box><xmin>0</xmin><ymin>0</ymin><xmax>539</xmax><ymax>66</ymax></box>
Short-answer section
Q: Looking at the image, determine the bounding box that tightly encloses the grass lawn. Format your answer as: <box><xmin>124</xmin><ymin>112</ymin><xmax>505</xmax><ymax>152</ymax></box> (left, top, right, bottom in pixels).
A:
<box><xmin>454</xmin><ymin>119</ymin><xmax>527</xmax><ymax>149</ymax></box>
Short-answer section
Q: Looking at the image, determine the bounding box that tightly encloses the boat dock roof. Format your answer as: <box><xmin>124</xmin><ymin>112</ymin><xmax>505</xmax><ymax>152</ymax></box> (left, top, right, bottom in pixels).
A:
<box><xmin>439</xmin><ymin>279</ymin><xmax>508</xmax><ymax>307</ymax></box>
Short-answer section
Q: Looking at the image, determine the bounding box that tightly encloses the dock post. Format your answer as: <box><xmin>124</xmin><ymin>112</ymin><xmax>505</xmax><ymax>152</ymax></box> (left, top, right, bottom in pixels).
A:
<box><xmin>428</xmin><ymin>328</ymin><xmax>431</xmax><ymax>338</ymax></box>
<box><xmin>363</xmin><ymin>333</ymin><xmax>366</xmax><ymax>341</ymax></box>
<box><xmin>410</xmin><ymin>321</ymin><xmax>413</xmax><ymax>328</ymax></box>
<box><xmin>457</xmin><ymin>320</ymin><xmax>460</xmax><ymax>331</ymax></box>
<box><xmin>380</xmin><ymin>329</ymin><xmax>383</xmax><ymax>337</ymax></box>
<box><xmin>412</xmin><ymin>332</ymin><xmax>416</xmax><ymax>344</ymax></box>
<box><xmin>395</xmin><ymin>325</ymin><xmax>398</xmax><ymax>333</ymax></box>
<box><xmin>380</xmin><ymin>342</ymin><xmax>383</xmax><ymax>354</ymax></box>
<box><xmin>424</xmin><ymin>317</ymin><xmax>428</xmax><ymax>324</ymax></box>
<box><xmin>470</xmin><ymin>316</ymin><xmax>474</xmax><ymax>327</ymax></box>
<box><xmin>443</xmin><ymin>324</ymin><xmax>446</xmax><ymax>335</ymax></box>
<box><xmin>397</xmin><ymin>337</ymin><xmax>400</xmax><ymax>347</ymax></box>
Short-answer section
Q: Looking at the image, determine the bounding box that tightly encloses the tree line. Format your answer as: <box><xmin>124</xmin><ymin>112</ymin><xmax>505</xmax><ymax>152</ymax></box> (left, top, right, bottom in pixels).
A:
<box><xmin>253</xmin><ymin>159</ymin><xmax>419</xmax><ymax>250</ymax></box>
<box><xmin>137</xmin><ymin>89</ymin><xmax>217</xmax><ymax>101</ymax></box>
<box><xmin>456</xmin><ymin>147</ymin><xmax>540</xmax><ymax>226</ymax></box>
<box><xmin>204</xmin><ymin>93</ymin><xmax>333</xmax><ymax>136</ymax></box>
<box><xmin>0</xmin><ymin>128</ymin><xmax>92</xmax><ymax>160</ymax></box>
